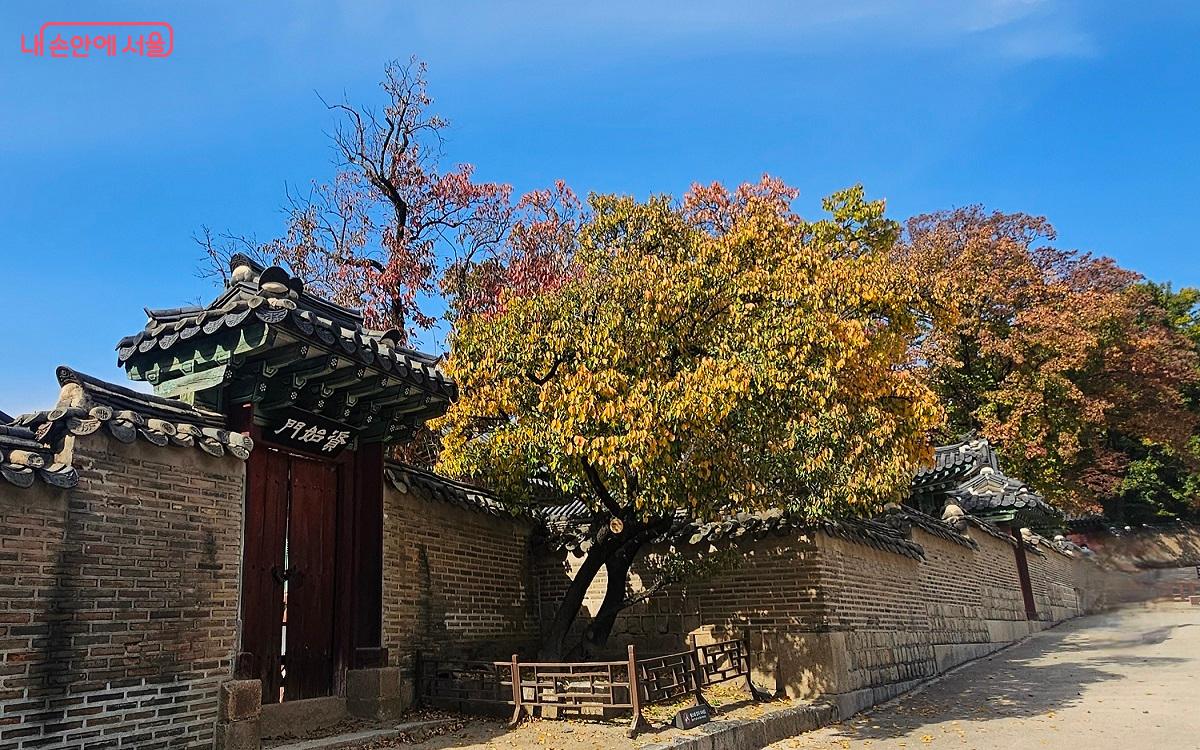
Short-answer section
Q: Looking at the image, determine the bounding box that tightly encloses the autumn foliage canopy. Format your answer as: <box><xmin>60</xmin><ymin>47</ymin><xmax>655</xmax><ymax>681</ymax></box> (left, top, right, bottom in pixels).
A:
<box><xmin>432</xmin><ymin>182</ymin><xmax>945</xmax><ymax>522</ymax></box>
<box><xmin>202</xmin><ymin>59</ymin><xmax>1200</xmax><ymax>655</ymax></box>
<box><xmin>898</xmin><ymin>209</ymin><xmax>1200</xmax><ymax>518</ymax></box>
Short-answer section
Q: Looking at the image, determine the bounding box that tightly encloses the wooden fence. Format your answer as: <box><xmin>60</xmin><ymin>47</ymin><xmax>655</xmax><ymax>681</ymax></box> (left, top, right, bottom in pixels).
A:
<box><xmin>417</xmin><ymin>632</ymin><xmax>765</xmax><ymax>737</ymax></box>
<box><xmin>415</xmin><ymin>657</ymin><xmax>514</xmax><ymax>712</ymax></box>
<box><xmin>1169</xmin><ymin>580</ymin><xmax>1200</xmax><ymax>601</ymax></box>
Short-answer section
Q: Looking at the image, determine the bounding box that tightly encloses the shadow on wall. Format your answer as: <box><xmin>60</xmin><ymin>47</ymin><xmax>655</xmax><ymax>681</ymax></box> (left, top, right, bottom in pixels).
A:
<box><xmin>1075</xmin><ymin>524</ymin><xmax>1200</xmax><ymax>571</ymax></box>
<box><xmin>533</xmin><ymin>548</ymin><xmax>695</xmax><ymax>660</ymax></box>
<box><xmin>534</xmin><ymin>536</ymin><xmax>829</xmax><ymax>663</ymax></box>
<box><xmin>691</xmin><ymin>626</ymin><xmax>842</xmax><ymax>699</ymax></box>
<box><xmin>815</xmin><ymin>613</ymin><xmax>1189</xmax><ymax>743</ymax></box>
<box><xmin>531</xmin><ymin>552</ymin><xmax>600</xmax><ymax>658</ymax></box>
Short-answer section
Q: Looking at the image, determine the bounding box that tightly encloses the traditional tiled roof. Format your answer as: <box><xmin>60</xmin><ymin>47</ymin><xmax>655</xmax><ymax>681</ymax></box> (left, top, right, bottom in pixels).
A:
<box><xmin>540</xmin><ymin>508</ymin><xmax>927</xmax><ymax>561</ymax></box>
<box><xmin>912</xmin><ymin>437</ymin><xmax>998</xmax><ymax>489</ymax></box>
<box><xmin>964</xmin><ymin>515</ymin><xmax>1018</xmax><ymax>545</ymax></box>
<box><xmin>668</xmin><ymin>510</ymin><xmax>926</xmax><ymax>559</ymax></box>
<box><xmin>1064</xmin><ymin>513</ymin><xmax>1108</xmax><ymax>531</ymax></box>
<box><xmin>116</xmin><ymin>256</ymin><xmax>454</xmax><ymax>443</ymax></box>
<box><xmin>1048</xmin><ymin>535</ymin><xmax>1087</xmax><ymax>557</ymax></box>
<box><xmin>385</xmin><ymin>463</ymin><xmax>929</xmax><ymax>560</ymax></box>
<box><xmin>384</xmin><ymin>463</ymin><xmax>512</xmax><ymax>516</ymax></box>
<box><xmin>949</xmin><ymin>467</ymin><xmax>1060</xmax><ymax>522</ymax></box>
<box><xmin>538</xmin><ymin>499</ymin><xmax>593</xmax><ymax>523</ymax></box>
<box><xmin>0</xmin><ymin>421</ymin><xmax>76</xmax><ymax>489</ymax></box>
<box><xmin>877</xmin><ymin>505</ymin><xmax>979</xmax><ymax>550</ymax></box>
<box><xmin>13</xmin><ymin>367</ymin><xmax>252</xmax><ymax>460</ymax></box>
<box><xmin>382</xmin><ymin>462</ymin><xmax>600</xmax><ymax>524</ymax></box>
<box><xmin>911</xmin><ymin>437</ymin><xmax>1061</xmax><ymax>525</ymax></box>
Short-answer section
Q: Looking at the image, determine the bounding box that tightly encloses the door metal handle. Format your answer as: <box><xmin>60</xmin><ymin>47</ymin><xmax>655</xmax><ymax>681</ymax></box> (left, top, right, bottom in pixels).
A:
<box><xmin>272</xmin><ymin>565</ymin><xmax>298</xmax><ymax>585</ymax></box>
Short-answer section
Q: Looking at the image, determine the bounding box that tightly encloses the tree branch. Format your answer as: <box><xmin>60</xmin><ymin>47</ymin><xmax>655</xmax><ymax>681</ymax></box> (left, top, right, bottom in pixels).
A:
<box><xmin>526</xmin><ymin>354</ymin><xmax>566</xmax><ymax>386</ymax></box>
<box><xmin>581</xmin><ymin>458</ymin><xmax>625</xmax><ymax>518</ymax></box>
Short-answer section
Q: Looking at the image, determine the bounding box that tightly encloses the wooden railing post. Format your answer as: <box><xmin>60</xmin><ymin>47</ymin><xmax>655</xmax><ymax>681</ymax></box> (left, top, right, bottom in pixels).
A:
<box><xmin>507</xmin><ymin>654</ymin><xmax>524</xmax><ymax>728</ymax></box>
<box><xmin>625</xmin><ymin>644</ymin><xmax>647</xmax><ymax>738</ymax></box>
<box><xmin>689</xmin><ymin>634</ymin><xmax>711</xmax><ymax>710</ymax></box>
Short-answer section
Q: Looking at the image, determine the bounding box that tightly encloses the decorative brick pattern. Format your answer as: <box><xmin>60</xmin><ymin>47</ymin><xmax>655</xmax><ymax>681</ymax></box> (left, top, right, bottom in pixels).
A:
<box><xmin>0</xmin><ymin>434</ymin><xmax>244</xmax><ymax>749</ymax></box>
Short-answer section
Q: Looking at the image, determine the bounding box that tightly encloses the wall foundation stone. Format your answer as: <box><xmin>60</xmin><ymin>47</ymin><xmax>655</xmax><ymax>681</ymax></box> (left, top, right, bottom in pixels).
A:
<box><xmin>347</xmin><ymin>667</ymin><xmax>405</xmax><ymax>720</ymax></box>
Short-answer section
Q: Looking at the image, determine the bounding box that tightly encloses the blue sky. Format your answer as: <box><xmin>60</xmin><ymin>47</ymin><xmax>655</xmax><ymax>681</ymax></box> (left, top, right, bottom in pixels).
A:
<box><xmin>1</xmin><ymin>1</ymin><xmax>1198</xmax><ymax>414</ymax></box>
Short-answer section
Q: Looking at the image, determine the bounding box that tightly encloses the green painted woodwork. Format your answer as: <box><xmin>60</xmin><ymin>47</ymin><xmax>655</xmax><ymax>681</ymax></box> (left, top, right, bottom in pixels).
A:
<box><xmin>128</xmin><ymin>324</ymin><xmax>273</xmax><ymax>385</ymax></box>
<box><xmin>153</xmin><ymin>364</ymin><xmax>229</xmax><ymax>399</ymax></box>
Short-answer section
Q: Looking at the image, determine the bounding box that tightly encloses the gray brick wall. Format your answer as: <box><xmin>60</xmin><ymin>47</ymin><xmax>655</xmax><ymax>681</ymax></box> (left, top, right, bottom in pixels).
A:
<box><xmin>0</xmin><ymin>434</ymin><xmax>244</xmax><ymax>750</ymax></box>
<box><xmin>533</xmin><ymin>518</ymin><xmax>1109</xmax><ymax>699</ymax></box>
<box><xmin>382</xmin><ymin>483</ymin><xmax>538</xmax><ymax>672</ymax></box>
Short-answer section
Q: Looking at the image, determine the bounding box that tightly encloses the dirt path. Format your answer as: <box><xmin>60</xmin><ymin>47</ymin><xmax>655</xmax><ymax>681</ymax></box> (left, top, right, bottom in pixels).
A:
<box><xmin>769</xmin><ymin>602</ymin><xmax>1200</xmax><ymax>750</ymax></box>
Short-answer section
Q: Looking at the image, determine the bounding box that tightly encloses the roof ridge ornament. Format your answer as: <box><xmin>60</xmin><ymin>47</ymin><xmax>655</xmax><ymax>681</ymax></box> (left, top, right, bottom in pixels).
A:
<box><xmin>228</xmin><ymin>252</ymin><xmax>266</xmax><ymax>275</ymax></box>
<box><xmin>257</xmin><ymin>265</ymin><xmax>303</xmax><ymax>300</ymax></box>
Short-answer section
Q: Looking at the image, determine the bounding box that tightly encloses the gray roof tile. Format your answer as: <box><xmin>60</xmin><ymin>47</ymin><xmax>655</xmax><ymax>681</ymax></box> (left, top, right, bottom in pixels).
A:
<box><xmin>0</xmin><ymin>420</ymin><xmax>77</xmax><ymax>489</ymax></box>
<box><xmin>117</xmin><ymin>255</ymin><xmax>454</xmax><ymax>400</ymax></box>
<box><xmin>13</xmin><ymin>367</ymin><xmax>252</xmax><ymax>461</ymax></box>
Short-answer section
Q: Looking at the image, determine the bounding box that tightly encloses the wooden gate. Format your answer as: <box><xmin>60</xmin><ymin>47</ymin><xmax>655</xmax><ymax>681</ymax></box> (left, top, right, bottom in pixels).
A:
<box><xmin>283</xmin><ymin>456</ymin><xmax>339</xmax><ymax>699</ymax></box>
<box><xmin>241</xmin><ymin>448</ymin><xmax>342</xmax><ymax>702</ymax></box>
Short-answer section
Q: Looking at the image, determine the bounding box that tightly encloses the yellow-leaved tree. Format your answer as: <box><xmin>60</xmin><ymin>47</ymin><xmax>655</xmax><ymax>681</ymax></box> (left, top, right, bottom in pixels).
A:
<box><xmin>431</xmin><ymin>178</ymin><xmax>944</xmax><ymax>658</ymax></box>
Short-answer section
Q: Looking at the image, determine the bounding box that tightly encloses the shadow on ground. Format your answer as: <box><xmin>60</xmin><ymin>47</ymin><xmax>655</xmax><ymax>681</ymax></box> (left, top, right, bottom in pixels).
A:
<box><xmin>818</xmin><ymin>613</ymin><xmax>1191</xmax><ymax>744</ymax></box>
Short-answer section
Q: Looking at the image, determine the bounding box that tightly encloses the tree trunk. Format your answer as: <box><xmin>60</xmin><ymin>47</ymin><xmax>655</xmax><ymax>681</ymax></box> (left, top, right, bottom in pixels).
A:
<box><xmin>578</xmin><ymin>548</ymin><xmax>637</xmax><ymax>658</ymax></box>
<box><xmin>538</xmin><ymin>530</ymin><xmax>622</xmax><ymax>660</ymax></box>
<box><xmin>539</xmin><ymin>516</ymin><xmax>670</xmax><ymax>661</ymax></box>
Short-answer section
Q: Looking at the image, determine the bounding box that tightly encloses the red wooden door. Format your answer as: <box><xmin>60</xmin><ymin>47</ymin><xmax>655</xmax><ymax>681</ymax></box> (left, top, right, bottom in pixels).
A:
<box><xmin>241</xmin><ymin>449</ymin><xmax>289</xmax><ymax>701</ymax></box>
<box><xmin>283</xmin><ymin>456</ymin><xmax>339</xmax><ymax>700</ymax></box>
<box><xmin>242</xmin><ymin>448</ymin><xmax>341</xmax><ymax>703</ymax></box>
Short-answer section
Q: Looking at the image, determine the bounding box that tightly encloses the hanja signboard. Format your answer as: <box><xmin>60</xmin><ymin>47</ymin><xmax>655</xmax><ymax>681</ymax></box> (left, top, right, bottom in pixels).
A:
<box><xmin>267</xmin><ymin>408</ymin><xmax>355</xmax><ymax>457</ymax></box>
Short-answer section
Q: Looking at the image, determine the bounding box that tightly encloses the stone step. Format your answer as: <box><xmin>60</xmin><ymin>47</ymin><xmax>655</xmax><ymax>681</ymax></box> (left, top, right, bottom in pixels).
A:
<box><xmin>267</xmin><ymin>719</ymin><xmax>458</xmax><ymax>750</ymax></box>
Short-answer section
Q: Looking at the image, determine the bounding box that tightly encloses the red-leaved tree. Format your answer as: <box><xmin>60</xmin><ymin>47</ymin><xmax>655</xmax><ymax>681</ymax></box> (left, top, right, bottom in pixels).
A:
<box><xmin>200</xmin><ymin>58</ymin><xmax>580</xmax><ymax>341</ymax></box>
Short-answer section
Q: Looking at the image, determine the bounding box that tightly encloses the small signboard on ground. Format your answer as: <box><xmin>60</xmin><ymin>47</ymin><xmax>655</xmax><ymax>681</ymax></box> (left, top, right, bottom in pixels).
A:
<box><xmin>674</xmin><ymin>704</ymin><xmax>711</xmax><ymax>730</ymax></box>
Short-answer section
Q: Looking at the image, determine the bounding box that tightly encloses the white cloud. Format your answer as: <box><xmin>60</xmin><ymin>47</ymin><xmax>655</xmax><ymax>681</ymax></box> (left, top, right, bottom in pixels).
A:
<box><xmin>389</xmin><ymin>0</ymin><xmax>1098</xmax><ymax>65</ymax></box>
<box><xmin>997</xmin><ymin>25</ymin><xmax>1099</xmax><ymax>61</ymax></box>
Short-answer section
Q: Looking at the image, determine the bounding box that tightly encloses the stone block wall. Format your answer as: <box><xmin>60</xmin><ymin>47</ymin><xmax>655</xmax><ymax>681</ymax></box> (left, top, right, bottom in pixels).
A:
<box><xmin>811</xmin><ymin>525</ymin><xmax>1094</xmax><ymax>709</ymax></box>
<box><xmin>533</xmin><ymin>515</ymin><xmax>1123</xmax><ymax>710</ymax></box>
<box><xmin>813</xmin><ymin>536</ymin><xmax>935</xmax><ymax>696</ymax></box>
<box><xmin>916</xmin><ymin>532</ymin><xmax>990</xmax><ymax>646</ymax></box>
<box><xmin>381</xmin><ymin>482</ymin><xmax>538</xmax><ymax>684</ymax></box>
<box><xmin>1026</xmin><ymin>544</ymin><xmax>1082</xmax><ymax>622</ymax></box>
<box><xmin>0</xmin><ymin>434</ymin><xmax>245</xmax><ymax>750</ymax></box>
